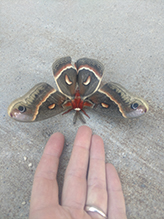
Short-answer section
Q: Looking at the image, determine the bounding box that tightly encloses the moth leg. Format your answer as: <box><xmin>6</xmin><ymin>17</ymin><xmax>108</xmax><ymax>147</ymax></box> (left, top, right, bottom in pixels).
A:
<box><xmin>79</xmin><ymin>112</ymin><xmax>86</xmax><ymax>124</ymax></box>
<box><xmin>62</xmin><ymin>108</ymin><xmax>73</xmax><ymax>115</ymax></box>
<box><xmin>81</xmin><ymin>109</ymin><xmax>90</xmax><ymax>119</ymax></box>
<box><xmin>73</xmin><ymin>111</ymin><xmax>78</xmax><ymax>124</ymax></box>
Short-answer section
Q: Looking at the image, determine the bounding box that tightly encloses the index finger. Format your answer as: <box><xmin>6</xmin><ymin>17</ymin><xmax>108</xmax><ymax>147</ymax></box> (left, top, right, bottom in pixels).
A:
<box><xmin>30</xmin><ymin>132</ymin><xmax>65</xmax><ymax>213</ymax></box>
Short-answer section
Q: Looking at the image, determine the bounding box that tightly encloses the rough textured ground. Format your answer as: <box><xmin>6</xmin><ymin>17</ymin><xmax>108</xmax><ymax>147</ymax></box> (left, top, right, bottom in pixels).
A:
<box><xmin>1</xmin><ymin>1</ymin><xmax>164</xmax><ymax>218</ymax></box>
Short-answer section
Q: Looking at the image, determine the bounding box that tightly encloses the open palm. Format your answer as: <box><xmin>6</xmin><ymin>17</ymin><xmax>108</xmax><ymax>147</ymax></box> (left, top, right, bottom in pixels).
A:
<box><xmin>29</xmin><ymin>126</ymin><xmax>127</xmax><ymax>219</ymax></box>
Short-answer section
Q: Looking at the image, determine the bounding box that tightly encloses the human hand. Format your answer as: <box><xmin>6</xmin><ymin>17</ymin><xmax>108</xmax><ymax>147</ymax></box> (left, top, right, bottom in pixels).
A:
<box><xmin>29</xmin><ymin>125</ymin><xmax>127</xmax><ymax>219</ymax></box>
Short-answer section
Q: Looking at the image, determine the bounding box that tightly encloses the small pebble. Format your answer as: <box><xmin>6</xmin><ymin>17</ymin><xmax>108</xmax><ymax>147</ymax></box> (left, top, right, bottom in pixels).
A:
<box><xmin>22</xmin><ymin>201</ymin><xmax>26</xmax><ymax>205</ymax></box>
<box><xmin>28</xmin><ymin>163</ymin><xmax>33</xmax><ymax>167</ymax></box>
<box><xmin>23</xmin><ymin>156</ymin><xmax>27</xmax><ymax>161</ymax></box>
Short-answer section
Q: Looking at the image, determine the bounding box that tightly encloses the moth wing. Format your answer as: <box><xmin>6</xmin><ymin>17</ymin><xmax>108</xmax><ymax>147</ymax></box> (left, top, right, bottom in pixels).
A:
<box><xmin>8</xmin><ymin>82</ymin><xmax>69</xmax><ymax>122</ymax></box>
<box><xmin>75</xmin><ymin>58</ymin><xmax>104</xmax><ymax>98</ymax></box>
<box><xmin>52</xmin><ymin>56</ymin><xmax>77</xmax><ymax>98</ymax></box>
<box><xmin>89</xmin><ymin>82</ymin><xmax>149</xmax><ymax>118</ymax></box>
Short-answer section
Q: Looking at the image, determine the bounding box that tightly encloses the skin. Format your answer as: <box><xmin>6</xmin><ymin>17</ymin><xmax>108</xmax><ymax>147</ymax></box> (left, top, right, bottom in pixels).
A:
<box><xmin>29</xmin><ymin>126</ymin><xmax>127</xmax><ymax>219</ymax></box>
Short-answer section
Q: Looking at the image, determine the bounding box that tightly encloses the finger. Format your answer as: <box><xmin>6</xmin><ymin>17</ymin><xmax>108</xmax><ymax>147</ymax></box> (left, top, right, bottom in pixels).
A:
<box><xmin>62</xmin><ymin>125</ymin><xmax>92</xmax><ymax>209</ymax></box>
<box><xmin>86</xmin><ymin>135</ymin><xmax>108</xmax><ymax>218</ymax></box>
<box><xmin>30</xmin><ymin>132</ymin><xmax>65</xmax><ymax>213</ymax></box>
<box><xmin>106</xmin><ymin>163</ymin><xmax>127</xmax><ymax>219</ymax></box>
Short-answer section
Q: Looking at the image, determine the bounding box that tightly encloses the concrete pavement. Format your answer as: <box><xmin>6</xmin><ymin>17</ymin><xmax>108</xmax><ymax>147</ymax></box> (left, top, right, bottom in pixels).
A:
<box><xmin>1</xmin><ymin>1</ymin><xmax>164</xmax><ymax>218</ymax></box>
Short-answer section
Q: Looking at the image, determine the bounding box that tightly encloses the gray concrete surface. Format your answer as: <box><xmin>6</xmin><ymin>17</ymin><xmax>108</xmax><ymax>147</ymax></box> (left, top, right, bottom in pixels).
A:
<box><xmin>1</xmin><ymin>0</ymin><xmax>164</xmax><ymax>218</ymax></box>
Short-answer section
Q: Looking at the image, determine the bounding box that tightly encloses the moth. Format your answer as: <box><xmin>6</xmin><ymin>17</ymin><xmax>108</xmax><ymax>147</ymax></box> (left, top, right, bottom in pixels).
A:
<box><xmin>8</xmin><ymin>57</ymin><xmax>149</xmax><ymax>123</ymax></box>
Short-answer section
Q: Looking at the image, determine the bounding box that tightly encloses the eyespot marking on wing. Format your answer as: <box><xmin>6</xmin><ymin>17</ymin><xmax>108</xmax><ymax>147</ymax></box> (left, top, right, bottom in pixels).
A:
<box><xmin>18</xmin><ymin>105</ymin><xmax>26</xmax><ymax>112</ymax></box>
<box><xmin>65</xmin><ymin>74</ymin><xmax>73</xmax><ymax>85</ymax></box>
<box><xmin>101</xmin><ymin>103</ymin><xmax>110</xmax><ymax>108</ymax></box>
<box><xmin>48</xmin><ymin>103</ymin><xmax>56</xmax><ymax>110</ymax></box>
<box><xmin>83</xmin><ymin>76</ymin><xmax>91</xmax><ymax>85</ymax></box>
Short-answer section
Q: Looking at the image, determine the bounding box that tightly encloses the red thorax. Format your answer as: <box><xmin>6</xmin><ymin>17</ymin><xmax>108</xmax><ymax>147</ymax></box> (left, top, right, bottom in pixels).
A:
<box><xmin>62</xmin><ymin>89</ymin><xmax>93</xmax><ymax>118</ymax></box>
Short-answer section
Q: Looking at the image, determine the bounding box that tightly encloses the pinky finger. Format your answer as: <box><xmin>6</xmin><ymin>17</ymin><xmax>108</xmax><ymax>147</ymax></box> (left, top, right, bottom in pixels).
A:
<box><xmin>106</xmin><ymin>163</ymin><xmax>127</xmax><ymax>219</ymax></box>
